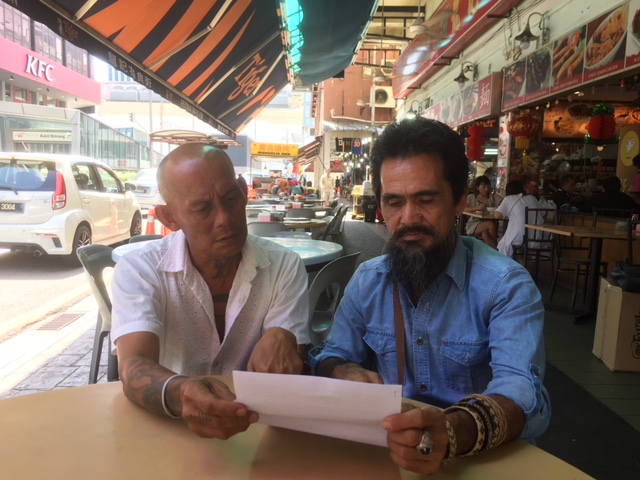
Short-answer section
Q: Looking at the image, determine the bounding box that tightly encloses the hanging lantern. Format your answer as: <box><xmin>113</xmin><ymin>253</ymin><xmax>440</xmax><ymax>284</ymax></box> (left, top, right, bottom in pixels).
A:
<box><xmin>585</xmin><ymin>103</ymin><xmax>618</xmax><ymax>146</ymax></box>
<box><xmin>507</xmin><ymin>113</ymin><xmax>539</xmax><ymax>150</ymax></box>
<box><xmin>467</xmin><ymin>123</ymin><xmax>485</xmax><ymax>161</ymax></box>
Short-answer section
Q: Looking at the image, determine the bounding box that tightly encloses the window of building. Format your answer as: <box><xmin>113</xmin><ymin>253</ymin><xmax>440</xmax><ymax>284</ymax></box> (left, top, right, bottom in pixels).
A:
<box><xmin>13</xmin><ymin>87</ymin><xmax>28</xmax><ymax>103</ymax></box>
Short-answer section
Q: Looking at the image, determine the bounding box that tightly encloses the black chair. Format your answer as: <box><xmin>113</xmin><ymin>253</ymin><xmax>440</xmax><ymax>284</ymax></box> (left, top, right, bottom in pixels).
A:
<box><xmin>521</xmin><ymin>207</ymin><xmax>556</xmax><ymax>280</ymax></box>
<box><xmin>320</xmin><ymin>204</ymin><xmax>348</xmax><ymax>247</ymax></box>
<box><xmin>76</xmin><ymin>244</ymin><xmax>119</xmax><ymax>384</ymax></box>
<box><xmin>307</xmin><ymin>251</ymin><xmax>360</xmax><ymax>346</ymax></box>
<box><xmin>593</xmin><ymin>207</ymin><xmax>636</xmax><ymax>264</ymax></box>
<box><xmin>550</xmin><ymin>211</ymin><xmax>607</xmax><ymax>307</ymax></box>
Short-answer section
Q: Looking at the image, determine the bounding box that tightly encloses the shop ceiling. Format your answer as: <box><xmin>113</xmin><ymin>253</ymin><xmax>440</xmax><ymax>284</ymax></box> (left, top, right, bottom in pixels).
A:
<box><xmin>6</xmin><ymin>0</ymin><xmax>377</xmax><ymax>139</ymax></box>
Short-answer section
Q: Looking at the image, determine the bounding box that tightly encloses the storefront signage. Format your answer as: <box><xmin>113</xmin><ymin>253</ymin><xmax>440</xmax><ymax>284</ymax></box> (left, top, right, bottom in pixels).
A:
<box><xmin>13</xmin><ymin>131</ymin><xmax>72</xmax><ymax>143</ymax></box>
<box><xmin>0</xmin><ymin>36</ymin><xmax>100</xmax><ymax>104</ymax></box>
<box><xmin>25</xmin><ymin>54</ymin><xmax>54</xmax><ymax>82</ymax></box>
<box><xmin>502</xmin><ymin>0</ymin><xmax>640</xmax><ymax>111</ymax></box>
<box><xmin>250</xmin><ymin>142</ymin><xmax>298</xmax><ymax>157</ymax></box>
<box><xmin>392</xmin><ymin>0</ymin><xmax>520</xmax><ymax>100</ymax></box>
<box><xmin>542</xmin><ymin>102</ymin><xmax>640</xmax><ymax>139</ymax></box>
<box><xmin>422</xmin><ymin>73</ymin><xmax>502</xmax><ymax>128</ymax></box>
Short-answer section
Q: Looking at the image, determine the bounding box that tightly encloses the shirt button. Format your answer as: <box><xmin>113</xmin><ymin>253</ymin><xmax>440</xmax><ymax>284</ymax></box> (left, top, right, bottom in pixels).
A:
<box><xmin>417</xmin><ymin>337</ymin><xmax>424</xmax><ymax>345</ymax></box>
<box><xmin>420</xmin><ymin>384</ymin><xmax>428</xmax><ymax>392</ymax></box>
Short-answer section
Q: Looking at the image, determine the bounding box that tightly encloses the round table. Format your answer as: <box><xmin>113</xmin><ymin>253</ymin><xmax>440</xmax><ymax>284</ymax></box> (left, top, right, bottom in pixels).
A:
<box><xmin>262</xmin><ymin>237</ymin><xmax>342</xmax><ymax>272</ymax></box>
<box><xmin>112</xmin><ymin>237</ymin><xmax>343</xmax><ymax>272</ymax></box>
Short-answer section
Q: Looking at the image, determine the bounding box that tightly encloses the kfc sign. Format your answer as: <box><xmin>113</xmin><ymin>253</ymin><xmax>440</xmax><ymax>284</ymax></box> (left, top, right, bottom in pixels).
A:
<box><xmin>25</xmin><ymin>55</ymin><xmax>54</xmax><ymax>82</ymax></box>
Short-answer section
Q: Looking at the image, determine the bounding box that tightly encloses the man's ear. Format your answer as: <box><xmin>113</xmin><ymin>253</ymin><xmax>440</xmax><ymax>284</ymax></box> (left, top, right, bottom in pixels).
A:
<box><xmin>155</xmin><ymin>205</ymin><xmax>181</xmax><ymax>231</ymax></box>
<box><xmin>454</xmin><ymin>186</ymin><xmax>468</xmax><ymax>217</ymax></box>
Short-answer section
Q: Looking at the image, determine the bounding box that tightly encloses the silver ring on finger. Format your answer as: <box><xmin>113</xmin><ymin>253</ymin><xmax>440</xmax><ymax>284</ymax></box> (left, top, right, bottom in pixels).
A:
<box><xmin>416</xmin><ymin>430</ymin><xmax>433</xmax><ymax>455</ymax></box>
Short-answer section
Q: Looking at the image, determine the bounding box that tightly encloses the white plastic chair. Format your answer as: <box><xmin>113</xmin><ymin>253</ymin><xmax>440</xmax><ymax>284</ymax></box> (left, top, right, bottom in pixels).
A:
<box><xmin>247</xmin><ymin>222</ymin><xmax>289</xmax><ymax>236</ymax></box>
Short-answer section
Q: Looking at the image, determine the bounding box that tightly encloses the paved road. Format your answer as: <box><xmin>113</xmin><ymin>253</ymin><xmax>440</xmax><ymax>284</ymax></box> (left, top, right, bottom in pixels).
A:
<box><xmin>0</xmin><ymin>250</ymin><xmax>93</xmax><ymax>338</ymax></box>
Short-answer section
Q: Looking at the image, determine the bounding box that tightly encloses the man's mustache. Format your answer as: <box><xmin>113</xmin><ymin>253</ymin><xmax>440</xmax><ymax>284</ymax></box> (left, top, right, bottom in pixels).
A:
<box><xmin>394</xmin><ymin>225</ymin><xmax>439</xmax><ymax>240</ymax></box>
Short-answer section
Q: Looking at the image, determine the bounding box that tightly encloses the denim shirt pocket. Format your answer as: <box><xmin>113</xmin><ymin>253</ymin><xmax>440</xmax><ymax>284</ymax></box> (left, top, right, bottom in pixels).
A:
<box><xmin>440</xmin><ymin>340</ymin><xmax>491</xmax><ymax>393</ymax></box>
<box><xmin>363</xmin><ymin>330</ymin><xmax>396</xmax><ymax>382</ymax></box>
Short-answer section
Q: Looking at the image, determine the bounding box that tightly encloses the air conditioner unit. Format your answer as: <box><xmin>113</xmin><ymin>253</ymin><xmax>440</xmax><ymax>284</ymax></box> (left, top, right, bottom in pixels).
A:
<box><xmin>371</xmin><ymin>86</ymin><xmax>396</xmax><ymax>109</ymax></box>
<box><xmin>380</xmin><ymin>60</ymin><xmax>396</xmax><ymax>77</ymax></box>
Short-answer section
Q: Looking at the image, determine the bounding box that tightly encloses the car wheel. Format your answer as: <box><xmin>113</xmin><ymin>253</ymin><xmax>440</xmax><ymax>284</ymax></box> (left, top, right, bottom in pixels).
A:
<box><xmin>63</xmin><ymin>225</ymin><xmax>91</xmax><ymax>266</ymax></box>
<box><xmin>130</xmin><ymin>212</ymin><xmax>142</xmax><ymax>238</ymax></box>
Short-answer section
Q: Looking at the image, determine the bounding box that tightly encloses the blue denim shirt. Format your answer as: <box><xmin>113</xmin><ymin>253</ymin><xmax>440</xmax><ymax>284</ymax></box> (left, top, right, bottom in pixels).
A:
<box><xmin>310</xmin><ymin>236</ymin><xmax>550</xmax><ymax>441</ymax></box>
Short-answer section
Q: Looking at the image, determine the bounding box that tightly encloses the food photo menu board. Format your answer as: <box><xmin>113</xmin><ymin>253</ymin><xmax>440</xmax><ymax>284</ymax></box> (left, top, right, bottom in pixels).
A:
<box><xmin>503</xmin><ymin>0</ymin><xmax>640</xmax><ymax>111</ymax></box>
<box><xmin>422</xmin><ymin>73</ymin><xmax>501</xmax><ymax>128</ymax></box>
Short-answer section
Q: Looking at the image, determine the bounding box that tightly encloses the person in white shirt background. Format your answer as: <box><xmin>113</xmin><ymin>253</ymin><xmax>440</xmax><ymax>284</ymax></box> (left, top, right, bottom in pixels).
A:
<box><xmin>494</xmin><ymin>180</ymin><xmax>544</xmax><ymax>258</ymax></box>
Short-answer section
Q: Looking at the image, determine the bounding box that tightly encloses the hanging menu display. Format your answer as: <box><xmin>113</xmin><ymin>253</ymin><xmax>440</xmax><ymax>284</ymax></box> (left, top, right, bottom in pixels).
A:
<box><xmin>502</xmin><ymin>1</ymin><xmax>640</xmax><ymax>111</ymax></box>
<box><xmin>423</xmin><ymin>73</ymin><xmax>502</xmax><ymax>128</ymax></box>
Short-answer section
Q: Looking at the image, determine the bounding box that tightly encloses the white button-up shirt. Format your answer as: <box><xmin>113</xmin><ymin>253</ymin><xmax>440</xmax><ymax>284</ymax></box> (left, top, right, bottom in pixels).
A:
<box><xmin>111</xmin><ymin>231</ymin><xmax>309</xmax><ymax>376</ymax></box>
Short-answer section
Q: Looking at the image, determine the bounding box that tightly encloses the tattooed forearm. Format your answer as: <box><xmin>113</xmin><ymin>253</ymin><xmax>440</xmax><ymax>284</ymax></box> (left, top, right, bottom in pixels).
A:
<box><xmin>121</xmin><ymin>356</ymin><xmax>177</xmax><ymax>416</ymax></box>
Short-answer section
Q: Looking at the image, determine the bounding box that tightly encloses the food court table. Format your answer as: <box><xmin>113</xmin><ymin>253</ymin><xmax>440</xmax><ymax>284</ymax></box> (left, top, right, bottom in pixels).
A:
<box><xmin>265</xmin><ymin>236</ymin><xmax>342</xmax><ymax>272</ymax></box>
<box><xmin>112</xmin><ymin>237</ymin><xmax>342</xmax><ymax>272</ymax></box>
<box><xmin>0</xmin><ymin>381</ymin><xmax>593</xmax><ymax>480</ymax></box>
<box><xmin>525</xmin><ymin>223</ymin><xmax>634</xmax><ymax>321</ymax></box>
<box><xmin>282</xmin><ymin>218</ymin><xmax>328</xmax><ymax>231</ymax></box>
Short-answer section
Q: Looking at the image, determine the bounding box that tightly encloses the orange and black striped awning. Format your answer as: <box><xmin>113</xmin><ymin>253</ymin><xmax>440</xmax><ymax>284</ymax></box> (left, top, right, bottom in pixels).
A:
<box><xmin>11</xmin><ymin>0</ymin><xmax>290</xmax><ymax>138</ymax></box>
<box><xmin>9</xmin><ymin>0</ymin><xmax>377</xmax><ymax>139</ymax></box>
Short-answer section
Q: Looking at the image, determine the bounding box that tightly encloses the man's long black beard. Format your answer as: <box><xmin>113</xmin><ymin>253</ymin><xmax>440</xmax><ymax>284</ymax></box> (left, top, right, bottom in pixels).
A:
<box><xmin>385</xmin><ymin>225</ymin><xmax>457</xmax><ymax>298</ymax></box>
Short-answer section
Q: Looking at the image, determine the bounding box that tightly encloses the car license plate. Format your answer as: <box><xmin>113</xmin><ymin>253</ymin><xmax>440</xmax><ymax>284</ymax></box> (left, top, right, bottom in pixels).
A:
<box><xmin>135</xmin><ymin>188</ymin><xmax>148</xmax><ymax>194</ymax></box>
<box><xmin>0</xmin><ymin>202</ymin><xmax>21</xmax><ymax>212</ymax></box>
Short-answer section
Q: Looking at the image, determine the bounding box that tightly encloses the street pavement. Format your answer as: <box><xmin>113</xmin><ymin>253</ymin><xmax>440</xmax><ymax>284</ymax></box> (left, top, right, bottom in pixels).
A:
<box><xmin>0</xmin><ymin>286</ymin><xmax>108</xmax><ymax>399</ymax></box>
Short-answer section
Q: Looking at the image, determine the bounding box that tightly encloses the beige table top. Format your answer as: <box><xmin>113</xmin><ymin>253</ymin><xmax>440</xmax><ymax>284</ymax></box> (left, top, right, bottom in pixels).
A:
<box><xmin>525</xmin><ymin>223</ymin><xmax>633</xmax><ymax>240</ymax></box>
<box><xmin>0</xmin><ymin>381</ymin><xmax>593</xmax><ymax>480</ymax></box>
<box><xmin>463</xmin><ymin>211</ymin><xmax>502</xmax><ymax>220</ymax></box>
<box><xmin>282</xmin><ymin>218</ymin><xmax>327</xmax><ymax>230</ymax></box>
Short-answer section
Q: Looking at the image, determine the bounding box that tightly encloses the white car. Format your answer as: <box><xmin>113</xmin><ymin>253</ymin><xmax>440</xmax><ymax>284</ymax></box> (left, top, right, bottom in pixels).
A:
<box><xmin>0</xmin><ymin>153</ymin><xmax>142</xmax><ymax>264</ymax></box>
<box><xmin>125</xmin><ymin>168</ymin><xmax>164</xmax><ymax>212</ymax></box>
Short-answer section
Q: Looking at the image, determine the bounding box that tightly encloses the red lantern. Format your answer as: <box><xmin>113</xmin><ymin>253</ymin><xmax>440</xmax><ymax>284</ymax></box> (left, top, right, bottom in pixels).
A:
<box><xmin>587</xmin><ymin>114</ymin><xmax>616</xmax><ymax>140</ymax></box>
<box><xmin>507</xmin><ymin>114</ymin><xmax>539</xmax><ymax>150</ymax></box>
<box><xmin>584</xmin><ymin>103</ymin><xmax>617</xmax><ymax>146</ymax></box>
<box><xmin>467</xmin><ymin>123</ymin><xmax>485</xmax><ymax>161</ymax></box>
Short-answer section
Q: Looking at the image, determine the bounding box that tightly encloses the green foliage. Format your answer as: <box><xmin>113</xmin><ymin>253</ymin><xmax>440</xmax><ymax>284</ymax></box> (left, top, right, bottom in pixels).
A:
<box><xmin>115</xmin><ymin>170</ymin><xmax>137</xmax><ymax>183</ymax></box>
<box><xmin>591</xmin><ymin>103</ymin><xmax>614</xmax><ymax>116</ymax></box>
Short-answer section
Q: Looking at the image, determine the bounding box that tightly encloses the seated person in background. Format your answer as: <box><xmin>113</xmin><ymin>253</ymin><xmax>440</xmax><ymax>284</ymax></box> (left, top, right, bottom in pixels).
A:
<box><xmin>311</xmin><ymin>118</ymin><xmax>549</xmax><ymax>476</ymax></box>
<box><xmin>305</xmin><ymin>181</ymin><xmax>317</xmax><ymax>196</ymax></box>
<box><xmin>464</xmin><ymin>175</ymin><xmax>501</xmax><ymax>249</ymax></box>
<box><xmin>236</xmin><ymin>173</ymin><xmax>248</xmax><ymax>197</ymax></box>
<box><xmin>277</xmin><ymin>177</ymin><xmax>290</xmax><ymax>196</ymax></box>
<box><xmin>494</xmin><ymin>180</ymin><xmax>545</xmax><ymax>258</ymax></box>
<box><xmin>111</xmin><ymin>144</ymin><xmax>310</xmax><ymax>440</ymax></box>
<box><xmin>630</xmin><ymin>155</ymin><xmax>640</xmax><ymax>204</ymax></box>
<box><xmin>582</xmin><ymin>176</ymin><xmax>637</xmax><ymax>215</ymax></box>
<box><xmin>522</xmin><ymin>175</ymin><xmax>540</xmax><ymax>198</ymax></box>
<box><xmin>550</xmin><ymin>174</ymin><xmax>586</xmax><ymax>210</ymax></box>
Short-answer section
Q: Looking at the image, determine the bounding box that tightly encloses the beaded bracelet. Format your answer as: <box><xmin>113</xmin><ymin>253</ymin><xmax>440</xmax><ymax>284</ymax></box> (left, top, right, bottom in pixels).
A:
<box><xmin>463</xmin><ymin>394</ymin><xmax>508</xmax><ymax>449</ymax></box>
<box><xmin>161</xmin><ymin>374</ymin><xmax>187</xmax><ymax>418</ymax></box>
<box><xmin>443</xmin><ymin>419</ymin><xmax>458</xmax><ymax>463</ymax></box>
<box><xmin>445</xmin><ymin>404</ymin><xmax>487</xmax><ymax>457</ymax></box>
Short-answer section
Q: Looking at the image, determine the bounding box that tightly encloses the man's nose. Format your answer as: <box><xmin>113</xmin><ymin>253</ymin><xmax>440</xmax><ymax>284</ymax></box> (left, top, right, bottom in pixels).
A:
<box><xmin>400</xmin><ymin>200</ymin><xmax>423</xmax><ymax>225</ymax></box>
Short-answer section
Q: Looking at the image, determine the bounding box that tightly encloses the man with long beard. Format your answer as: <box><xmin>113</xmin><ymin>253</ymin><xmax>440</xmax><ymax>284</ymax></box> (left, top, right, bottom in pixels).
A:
<box><xmin>311</xmin><ymin>118</ymin><xmax>550</xmax><ymax>476</ymax></box>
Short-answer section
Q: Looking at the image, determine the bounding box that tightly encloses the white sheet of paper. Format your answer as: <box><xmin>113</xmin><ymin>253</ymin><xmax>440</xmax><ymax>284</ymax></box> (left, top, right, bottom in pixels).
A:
<box><xmin>233</xmin><ymin>371</ymin><xmax>402</xmax><ymax>447</ymax></box>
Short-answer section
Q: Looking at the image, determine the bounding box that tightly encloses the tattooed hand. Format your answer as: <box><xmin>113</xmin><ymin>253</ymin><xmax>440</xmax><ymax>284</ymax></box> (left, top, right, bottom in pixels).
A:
<box><xmin>177</xmin><ymin>376</ymin><xmax>259</xmax><ymax>439</ymax></box>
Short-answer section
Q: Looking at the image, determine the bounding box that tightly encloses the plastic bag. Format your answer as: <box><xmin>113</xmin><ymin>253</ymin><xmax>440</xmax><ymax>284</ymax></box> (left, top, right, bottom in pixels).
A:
<box><xmin>611</xmin><ymin>262</ymin><xmax>640</xmax><ymax>293</ymax></box>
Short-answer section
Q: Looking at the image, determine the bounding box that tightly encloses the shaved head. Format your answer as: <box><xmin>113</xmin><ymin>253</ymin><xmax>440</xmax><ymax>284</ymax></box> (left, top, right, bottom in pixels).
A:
<box><xmin>157</xmin><ymin>144</ymin><xmax>235</xmax><ymax>204</ymax></box>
